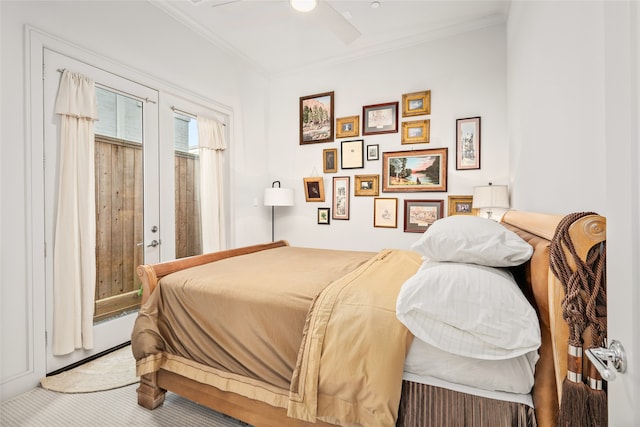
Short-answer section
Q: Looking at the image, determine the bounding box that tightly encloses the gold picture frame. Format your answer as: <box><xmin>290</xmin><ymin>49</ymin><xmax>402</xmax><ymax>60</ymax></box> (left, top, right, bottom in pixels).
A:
<box><xmin>303</xmin><ymin>177</ymin><xmax>325</xmax><ymax>202</ymax></box>
<box><xmin>401</xmin><ymin>119</ymin><xmax>430</xmax><ymax>144</ymax></box>
<box><xmin>323</xmin><ymin>148</ymin><xmax>338</xmax><ymax>173</ymax></box>
<box><xmin>447</xmin><ymin>195</ymin><xmax>478</xmax><ymax>216</ymax></box>
<box><xmin>382</xmin><ymin>148</ymin><xmax>448</xmax><ymax>192</ymax></box>
<box><xmin>402</xmin><ymin>90</ymin><xmax>431</xmax><ymax>117</ymax></box>
<box><xmin>335</xmin><ymin>115</ymin><xmax>360</xmax><ymax>138</ymax></box>
<box><xmin>373</xmin><ymin>197</ymin><xmax>398</xmax><ymax>228</ymax></box>
<box><xmin>354</xmin><ymin>174</ymin><xmax>380</xmax><ymax>196</ymax></box>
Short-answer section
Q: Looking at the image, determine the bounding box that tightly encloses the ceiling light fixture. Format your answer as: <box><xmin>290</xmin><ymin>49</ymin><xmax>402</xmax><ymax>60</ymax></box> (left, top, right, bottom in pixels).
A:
<box><xmin>290</xmin><ymin>0</ymin><xmax>317</xmax><ymax>13</ymax></box>
<box><xmin>370</xmin><ymin>1</ymin><xmax>381</xmax><ymax>9</ymax></box>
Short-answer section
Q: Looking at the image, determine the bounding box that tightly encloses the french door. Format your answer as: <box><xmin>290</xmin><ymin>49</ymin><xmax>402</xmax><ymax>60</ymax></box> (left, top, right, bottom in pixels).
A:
<box><xmin>43</xmin><ymin>49</ymin><xmax>162</xmax><ymax>372</ymax></box>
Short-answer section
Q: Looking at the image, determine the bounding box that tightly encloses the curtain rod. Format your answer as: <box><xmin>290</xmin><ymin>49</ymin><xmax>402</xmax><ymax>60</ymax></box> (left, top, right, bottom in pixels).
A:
<box><xmin>57</xmin><ymin>68</ymin><xmax>157</xmax><ymax>105</ymax></box>
<box><xmin>171</xmin><ymin>106</ymin><xmax>226</xmax><ymax>126</ymax></box>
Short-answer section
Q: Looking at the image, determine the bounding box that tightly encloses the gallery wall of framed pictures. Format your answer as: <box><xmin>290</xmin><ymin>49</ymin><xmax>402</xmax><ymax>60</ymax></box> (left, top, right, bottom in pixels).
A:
<box><xmin>298</xmin><ymin>88</ymin><xmax>486</xmax><ymax>233</ymax></box>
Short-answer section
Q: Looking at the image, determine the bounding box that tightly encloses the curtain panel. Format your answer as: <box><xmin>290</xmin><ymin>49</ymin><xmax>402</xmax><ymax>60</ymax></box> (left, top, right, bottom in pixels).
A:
<box><xmin>52</xmin><ymin>70</ymin><xmax>98</xmax><ymax>355</ymax></box>
<box><xmin>197</xmin><ymin>116</ymin><xmax>227</xmax><ymax>253</ymax></box>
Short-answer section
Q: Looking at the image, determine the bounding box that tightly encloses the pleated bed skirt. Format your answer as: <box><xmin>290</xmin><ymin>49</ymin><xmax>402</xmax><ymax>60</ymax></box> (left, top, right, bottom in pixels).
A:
<box><xmin>396</xmin><ymin>380</ymin><xmax>537</xmax><ymax>427</ymax></box>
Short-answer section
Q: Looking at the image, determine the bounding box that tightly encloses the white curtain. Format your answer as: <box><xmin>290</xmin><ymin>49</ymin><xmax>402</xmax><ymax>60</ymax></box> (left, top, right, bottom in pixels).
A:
<box><xmin>52</xmin><ymin>70</ymin><xmax>98</xmax><ymax>355</ymax></box>
<box><xmin>197</xmin><ymin>116</ymin><xmax>227</xmax><ymax>253</ymax></box>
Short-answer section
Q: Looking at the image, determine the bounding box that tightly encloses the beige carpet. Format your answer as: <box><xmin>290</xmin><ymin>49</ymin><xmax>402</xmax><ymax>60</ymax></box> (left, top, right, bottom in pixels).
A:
<box><xmin>1</xmin><ymin>383</ymin><xmax>251</xmax><ymax>426</ymax></box>
<box><xmin>40</xmin><ymin>345</ymin><xmax>138</xmax><ymax>393</ymax></box>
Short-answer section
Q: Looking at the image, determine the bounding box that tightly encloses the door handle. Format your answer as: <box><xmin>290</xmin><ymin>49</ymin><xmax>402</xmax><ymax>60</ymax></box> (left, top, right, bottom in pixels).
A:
<box><xmin>585</xmin><ymin>340</ymin><xmax>627</xmax><ymax>381</ymax></box>
<box><xmin>146</xmin><ymin>239</ymin><xmax>160</xmax><ymax>248</ymax></box>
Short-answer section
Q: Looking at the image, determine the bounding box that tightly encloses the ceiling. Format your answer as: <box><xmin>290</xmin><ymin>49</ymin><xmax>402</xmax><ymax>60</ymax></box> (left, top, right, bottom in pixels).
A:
<box><xmin>151</xmin><ymin>0</ymin><xmax>510</xmax><ymax>77</ymax></box>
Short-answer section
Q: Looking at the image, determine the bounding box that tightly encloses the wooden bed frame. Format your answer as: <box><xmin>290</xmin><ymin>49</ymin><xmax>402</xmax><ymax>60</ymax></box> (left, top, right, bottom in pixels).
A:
<box><xmin>135</xmin><ymin>210</ymin><xmax>606</xmax><ymax>427</ymax></box>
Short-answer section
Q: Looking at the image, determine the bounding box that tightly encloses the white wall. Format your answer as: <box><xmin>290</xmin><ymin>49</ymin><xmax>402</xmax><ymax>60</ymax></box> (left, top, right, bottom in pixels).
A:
<box><xmin>0</xmin><ymin>0</ymin><xmax>270</xmax><ymax>399</ymax></box>
<box><xmin>507</xmin><ymin>1</ymin><xmax>607</xmax><ymax>215</ymax></box>
<box><xmin>267</xmin><ymin>25</ymin><xmax>509</xmax><ymax>252</ymax></box>
<box><xmin>1</xmin><ymin>0</ymin><xmax>619</xmax><ymax>403</ymax></box>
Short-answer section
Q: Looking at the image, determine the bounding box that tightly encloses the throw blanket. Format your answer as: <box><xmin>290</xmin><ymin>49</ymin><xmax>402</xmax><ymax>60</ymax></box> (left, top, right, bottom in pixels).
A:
<box><xmin>288</xmin><ymin>249</ymin><xmax>422</xmax><ymax>426</ymax></box>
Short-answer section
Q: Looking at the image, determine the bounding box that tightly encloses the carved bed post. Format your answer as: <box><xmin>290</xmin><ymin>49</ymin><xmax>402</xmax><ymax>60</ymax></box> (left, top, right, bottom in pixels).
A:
<box><xmin>137</xmin><ymin>373</ymin><xmax>166</xmax><ymax>409</ymax></box>
<box><xmin>137</xmin><ymin>265</ymin><xmax>159</xmax><ymax>306</ymax></box>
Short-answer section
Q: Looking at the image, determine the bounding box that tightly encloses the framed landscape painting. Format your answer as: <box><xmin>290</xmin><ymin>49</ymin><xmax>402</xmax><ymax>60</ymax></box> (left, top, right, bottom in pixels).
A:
<box><xmin>382</xmin><ymin>148</ymin><xmax>448</xmax><ymax>192</ymax></box>
<box><xmin>447</xmin><ymin>195</ymin><xmax>478</xmax><ymax>216</ymax></box>
<box><xmin>354</xmin><ymin>174</ymin><xmax>379</xmax><ymax>196</ymax></box>
<box><xmin>300</xmin><ymin>91</ymin><xmax>334</xmax><ymax>145</ymax></box>
<box><xmin>336</xmin><ymin>115</ymin><xmax>359</xmax><ymax>138</ymax></box>
<box><xmin>401</xmin><ymin>119</ymin><xmax>430</xmax><ymax>144</ymax></box>
<box><xmin>402</xmin><ymin>90</ymin><xmax>431</xmax><ymax>117</ymax></box>
<box><xmin>362</xmin><ymin>102</ymin><xmax>399</xmax><ymax>135</ymax></box>
<box><xmin>404</xmin><ymin>199</ymin><xmax>443</xmax><ymax>233</ymax></box>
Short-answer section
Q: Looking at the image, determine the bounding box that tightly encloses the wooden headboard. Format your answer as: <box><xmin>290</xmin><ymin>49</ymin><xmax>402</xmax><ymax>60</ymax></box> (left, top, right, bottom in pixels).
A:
<box><xmin>501</xmin><ymin>210</ymin><xmax>606</xmax><ymax>427</ymax></box>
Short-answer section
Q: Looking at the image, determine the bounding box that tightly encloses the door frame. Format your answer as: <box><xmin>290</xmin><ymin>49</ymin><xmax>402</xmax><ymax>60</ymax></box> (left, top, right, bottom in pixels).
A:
<box><xmin>604</xmin><ymin>1</ymin><xmax>639</xmax><ymax>423</ymax></box>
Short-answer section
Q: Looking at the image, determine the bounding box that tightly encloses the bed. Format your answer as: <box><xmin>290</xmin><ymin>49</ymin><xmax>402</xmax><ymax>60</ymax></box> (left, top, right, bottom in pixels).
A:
<box><xmin>131</xmin><ymin>210</ymin><xmax>606</xmax><ymax>427</ymax></box>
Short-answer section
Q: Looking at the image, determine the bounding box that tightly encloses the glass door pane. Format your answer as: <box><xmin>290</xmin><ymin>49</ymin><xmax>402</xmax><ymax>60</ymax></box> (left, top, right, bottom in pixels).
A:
<box><xmin>93</xmin><ymin>87</ymin><xmax>144</xmax><ymax>321</ymax></box>
<box><xmin>174</xmin><ymin>113</ymin><xmax>202</xmax><ymax>259</ymax></box>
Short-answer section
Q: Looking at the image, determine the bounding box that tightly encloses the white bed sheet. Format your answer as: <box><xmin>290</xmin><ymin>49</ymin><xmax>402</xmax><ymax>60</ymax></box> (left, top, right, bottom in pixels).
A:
<box><xmin>403</xmin><ymin>337</ymin><xmax>536</xmax><ymax>407</ymax></box>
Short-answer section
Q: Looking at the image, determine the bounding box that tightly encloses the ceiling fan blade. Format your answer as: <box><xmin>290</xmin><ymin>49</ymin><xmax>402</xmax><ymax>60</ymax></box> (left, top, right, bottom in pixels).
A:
<box><xmin>315</xmin><ymin>1</ymin><xmax>361</xmax><ymax>45</ymax></box>
<box><xmin>208</xmin><ymin>0</ymin><xmax>242</xmax><ymax>8</ymax></box>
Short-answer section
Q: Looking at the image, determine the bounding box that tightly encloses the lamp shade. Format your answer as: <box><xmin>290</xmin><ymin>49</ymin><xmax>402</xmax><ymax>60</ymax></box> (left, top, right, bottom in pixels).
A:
<box><xmin>264</xmin><ymin>187</ymin><xmax>294</xmax><ymax>207</ymax></box>
<box><xmin>472</xmin><ymin>184</ymin><xmax>510</xmax><ymax>209</ymax></box>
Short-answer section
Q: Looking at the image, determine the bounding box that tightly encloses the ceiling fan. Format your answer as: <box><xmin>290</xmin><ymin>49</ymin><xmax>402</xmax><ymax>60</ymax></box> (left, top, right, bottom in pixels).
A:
<box><xmin>207</xmin><ymin>0</ymin><xmax>361</xmax><ymax>45</ymax></box>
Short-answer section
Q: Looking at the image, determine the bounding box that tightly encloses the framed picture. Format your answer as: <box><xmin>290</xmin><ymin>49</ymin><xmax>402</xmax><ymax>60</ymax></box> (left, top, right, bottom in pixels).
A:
<box><xmin>402</xmin><ymin>90</ymin><xmax>431</xmax><ymax>117</ymax></box>
<box><xmin>300</xmin><ymin>91</ymin><xmax>334</xmax><ymax>145</ymax></box>
<box><xmin>318</xmin><ymin>208</ymin><xmax>330</xmax><ymax>225</ymax></box>
<box><xmin>303</xmin><ymin>177</ymin><xmax>325</xmax><ymax>202</ymax></box>
<box><xmin>336</xmin><ymin>115</ymin><xmax>360</xmax><ymax>138</ymax></box>
<box><xmin>382</xmin><ymin>148</ymin><xmax>448</xmax><ymax>192</ymax></box>
<box><xmin>456</xmin><ymin>116</ymin><xmax>481</xmax><ymax>170</ymax></box>
<box><xmin>362</xmin><ymin>102</ymin><xmax>399</xmax><ymax>135</ymax></box>
<box><xmin>341</xmin><ymin>139</ymin><xmax>364</xmax><ymax>169</ymax></box>
<box><xmin>447</xmin><ymin>195</ymin><xmax>478</xmax><ymax>216</ymax></box>
<box><xmin>401</xmin><ymin>119</ymin><xmax>430</xmax><ymax>144</ymax></box>
<box><xmin>404</xmin><ymin>199</ymin><xmax>443</xmax><ymax>233</ymax></box>
<box><xmin>354</xmin><ymin>174</ymin><xmax>379</xmax><ymax>196</ymax></box>
<box><xmin>323</xmin><ymin>148</ymin><xmax>338</xmax><ymax>173</ymax></box>
<box><xmin>373</xmin><ymin>197</ymin><xmax>398</xmax><ymax>228</ymax></box>
<box><xmin>332</xmin><ymin>176</ymin><xmax>350</xmax><ymax>220</ymax></box>
<box><xmin>367</xmin><ymin>144</ymin><xmax>379</xmax><ymax>161</ymax></box>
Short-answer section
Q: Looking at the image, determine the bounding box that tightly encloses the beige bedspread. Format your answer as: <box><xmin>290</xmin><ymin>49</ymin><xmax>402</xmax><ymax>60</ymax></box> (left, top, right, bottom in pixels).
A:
<box><xmin>132</xmin><ymin>246</ymin><xmax>422</xmax><ymax>426</ymax></box>
<box><xmin>288</xmin><ymin>249</ymin><xmax>422</xmax><ymax>426</ymax></box>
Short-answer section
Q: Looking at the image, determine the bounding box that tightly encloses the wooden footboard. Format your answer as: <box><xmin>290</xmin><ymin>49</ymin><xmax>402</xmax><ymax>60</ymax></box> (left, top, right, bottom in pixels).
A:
<box><xmin>139</xmin><ymin>369</ymin><xmax>335</xmax><ymax>427</ymax></box>
<box><xmin>136</xmin><ymin>240</ymin><xmax>289</xmax><ymax>305</ymax></box>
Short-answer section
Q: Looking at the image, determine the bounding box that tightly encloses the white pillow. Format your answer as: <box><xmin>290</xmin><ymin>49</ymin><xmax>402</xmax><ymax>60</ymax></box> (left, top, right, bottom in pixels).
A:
<box><xmin>396</xmin><ymin>261</ymin><xmax>541</xmax><ymax>360</ymax></box>
<box><xmin>404</xmin><ymin>337</ymin><xmax>539</xmax><ymax>394</ymax></box>
<box><xmin>410</xmin><ymin>215</ymin><xmax>533</xmax><ymax>267</ymax></box>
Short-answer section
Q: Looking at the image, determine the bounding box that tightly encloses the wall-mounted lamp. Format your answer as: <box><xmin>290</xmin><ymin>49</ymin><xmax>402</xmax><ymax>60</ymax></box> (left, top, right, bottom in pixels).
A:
<box><xmin>290</xmin><ymin>0</ymin><xmax>317</xmax><ymax>12</ymax></box>
<box><xmin>264</xmin><ymin>181</ymin><xmax>294</xmax><ymax>242</ymax></box>
<box><xmin>472</xmin><ymin>182</ymin><xmax>510</xmax><ymax>220</ymax></box>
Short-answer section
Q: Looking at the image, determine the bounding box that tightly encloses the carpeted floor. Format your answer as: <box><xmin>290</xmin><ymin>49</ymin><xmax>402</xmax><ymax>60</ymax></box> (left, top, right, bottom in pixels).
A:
<box><xmin>2</xmin><ymin>346</ymin><xmax>252</xmax><ymax>426</ymax></box>
<box><xmin>1</xmin><ymin>383</ymin><xmax>252</xmax><ymax>426</ymax></box>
